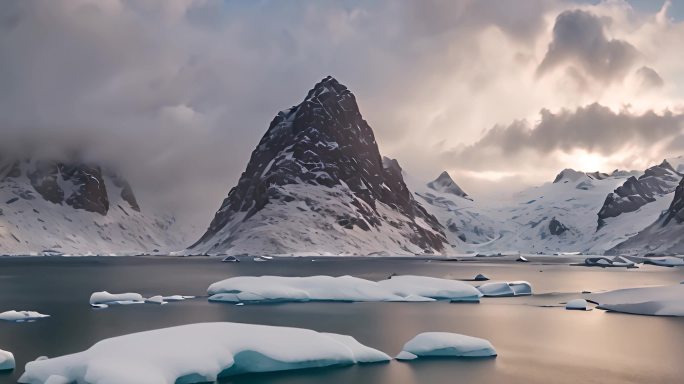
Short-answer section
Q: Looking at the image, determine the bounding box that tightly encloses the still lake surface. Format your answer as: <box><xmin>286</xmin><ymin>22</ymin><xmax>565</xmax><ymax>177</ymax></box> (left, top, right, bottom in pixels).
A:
<box><xmin>1</xmin><ymin>256</ymin><xmax>683</xmax><ymax>384</ymax></box>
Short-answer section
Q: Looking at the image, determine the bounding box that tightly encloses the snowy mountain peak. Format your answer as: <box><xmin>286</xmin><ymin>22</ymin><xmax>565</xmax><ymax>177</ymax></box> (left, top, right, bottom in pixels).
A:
<box><xmin>553</xmin><ymin>168</ymin><xmax>586</xmax><ymax>183</ymax></box>
<box><xmin>427</xmin><ymin>171</ymin><xmax>470</xmax><ymax>200</ymax></box>
<box><xmin>0</xmin><ymin>156</ymin><xmax>186</xmax><ymax>255</ymax></box>
<box><xmin>189</xmin><ymin>78</ymin><xmax>447</xmax><ymax>256</ymax></box>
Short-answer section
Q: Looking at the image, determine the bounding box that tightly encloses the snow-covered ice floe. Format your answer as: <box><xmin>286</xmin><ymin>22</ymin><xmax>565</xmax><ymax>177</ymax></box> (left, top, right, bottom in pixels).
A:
<box><xmin>90</xmin><ymin>292</ymin><xmax>194</xmax><ymax>308</ymax></box>
<box><xmin>396</xmin><ymin>332</ymin><xmax>496</xmax><ymax>360</ymax></box>
<box><xmin>89</xmin><ymin>291</ymin><xmax>145</xmax><ymax>308</ymax></box>
<box><xmin>207</xmin><ymin>275</ymin><xmax>482</xmax><ymax>304</ymax></box>
<box><xmin>0</xmin><ymin>348</ymin><xmax>15</xmax><ymax>371</ymax></box>
<box><xmin>580</xmin><ymin>256</ymin><xmax>636</xmax><ymax>268</ymax></box>
<box><xmin>18</xmin><ymin>322</ymin><xmax>390</xmax><ymax>384</ymax></box>
<box><xmin>565</xmin><ymin>299</ymin><xmax>590</xmax><ymax>311</ymax></box>
<box><xmin>477</xmin><ymin>281</ymin><xmax>532</xmax><ymax>297</ymax></box>
<box><xmin>0</xmin><ymin>310</ymin><xmax>50</xmax><ymax>322</ymax></box>
<box><xmin>587</xmin><ymin>285</ymin><xmax>684</xmax><ymax>316</ymax></box>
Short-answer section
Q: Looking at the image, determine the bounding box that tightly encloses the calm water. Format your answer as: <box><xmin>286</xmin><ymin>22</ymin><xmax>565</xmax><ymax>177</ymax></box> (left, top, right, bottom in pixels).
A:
<box><xmin>1</xmin><ymin>256</ymin><xmax>683</xmax><ymax>384</ymax></box>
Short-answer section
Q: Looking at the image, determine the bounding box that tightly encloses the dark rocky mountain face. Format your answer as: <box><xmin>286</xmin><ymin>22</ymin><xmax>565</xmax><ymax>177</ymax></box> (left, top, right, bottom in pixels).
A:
<box><xmin>2</xmin><ymin>158</ymin><xmax>139</xmax><ymax>215</ymax></box>
<box><xmin>191</xmin><ymin>76</ymin><xmax>447</xmax><ymax>254</ymax></box>
<box><xmin>427</xmin><ymin>171</ymin><xmax>470</xmax><ymax>199</ymax></box>
<box><xmin>661</xmin><ymin>176</ymin><xmax>684</xmax><ymax>226</ymax></box>
<box><xmin>549</xmin><ymin>217</ymin><xmax>568</xmax><ymax>235</ymax></box>
<box><xmin>597</xmin><ymin>160</ymin><xmax>681</xmax><ymax>229</ymax></box>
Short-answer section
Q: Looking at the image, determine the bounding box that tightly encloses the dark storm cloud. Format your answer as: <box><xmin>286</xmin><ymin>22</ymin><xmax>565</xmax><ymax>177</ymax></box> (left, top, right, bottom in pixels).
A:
<box><xmin>449</xmin><ymin>103</ymin><xmax>684</xmax><ymax>170</ymax></box>
<box><xmin>0</xmin><ymin>0</ymin><xmax>558</xmax><ymax>230</ymax></box>
<box><xmin>537</xmin><ymin>9</ymin><xmax>639</xmax><ymax>82</ymax></box>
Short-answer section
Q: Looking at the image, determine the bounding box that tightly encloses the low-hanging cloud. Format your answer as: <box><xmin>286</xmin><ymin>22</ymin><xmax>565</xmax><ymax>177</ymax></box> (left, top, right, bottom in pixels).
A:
<box><xmin>449</xmin><ymin>103</ymin><xmax>684</xmax><ymax>171</ymax></box>
<box><xmin>537</xmin><ymin>9</ymin><xmax>639</xmax><ymax>83</ymax></box>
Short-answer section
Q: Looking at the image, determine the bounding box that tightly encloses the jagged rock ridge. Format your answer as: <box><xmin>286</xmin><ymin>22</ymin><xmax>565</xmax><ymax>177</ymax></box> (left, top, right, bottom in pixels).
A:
<box><xmin>597</xmin><ymin>160</ymin><xmax>681</xmax><ymax>229</ymax></box>
<box><xmin>190</xmin><ymin>76</ymin><xmax>447</xmax><ymax>256</ymax></box>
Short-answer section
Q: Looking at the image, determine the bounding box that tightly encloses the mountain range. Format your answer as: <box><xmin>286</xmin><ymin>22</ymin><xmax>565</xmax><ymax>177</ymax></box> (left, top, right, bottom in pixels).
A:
<box><xmin>2</xmin><ymin>77</ymin><xmax>684</xmax><ymax>256</ymax></box>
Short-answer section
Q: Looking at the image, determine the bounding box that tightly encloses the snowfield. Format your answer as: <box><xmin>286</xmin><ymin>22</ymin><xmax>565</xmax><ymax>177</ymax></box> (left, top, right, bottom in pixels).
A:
<box><xmin>207</xmin><ymin>275</ymin><xmax>482</xmax><ymax>303</ymax></box>
<box><xmin>396</xmin><ymin>332</ymin><xmax>496</xmax><ymax>360</ymax></box>
<box><xmin>0</xmin><ymin>310</ymin><xmax>50</xmax><ymax>322</ymax></box>
<box><xmin>18</xmin><ymin>322</ymin><xmax>391</xmax><ymax>384</ymax></box>
<box><xmin>587</xmin><ymin>285</ymin><xmax>684</xmax><ymax>316</ymax></box>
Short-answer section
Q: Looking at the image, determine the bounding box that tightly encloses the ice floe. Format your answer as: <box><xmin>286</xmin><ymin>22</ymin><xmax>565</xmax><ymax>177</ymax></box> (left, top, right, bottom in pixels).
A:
<box><xmin>207</xmin><ymin>275</ymin><xmax>482</xmax><ymax>303</ymax></box>
<box><xmin>396</xmin><ymin>332</ymin><xmax>496</xmax><ymax>360</ymax></box>
<box><xmin>588</xmin><ymin>285</ymin><xmax>684</xmax><ymax>316</ymax></box>
<box><xmin>477</xmin><ymin>281</ymin><xmax>532</xmax><ymax>297</ymax></box>
<box><xmin>18</xmin><ymin>322</ymin><xmax>390</xmax><ymax>384</ymax></box>
<box><xmin>565</xmin><ymin>299</ymin><xmax>590</xmax><ymax>311</ymax></box>
<box><xmin>89</xmin><ymin>291</ymin><xmax>145</xmax><ymax>308</ymax></box>
<box><xmin>90</xmin><ymin>292</ymin><xmax>194</xmax><ymax>308</ymax></box>
<box><xmin>473</xmin><ymin>274</ymin><xmax>489</xmax><ymax>281</ymax></box>
<box><xmin>638</xmin><ymin>256</ymin><xmax>684</xmax><ymax>267</ymax></box>
<box><xmin>0</xmin><ymin>348</ymin><xmax>15</xmax><ymax>371</ymax></box>
<box><xmin>581</xmin><ymin>256</ymin><xmax>636</xmax><ymax>268</ymax></box>
<box><xmin>0</xmin><ymin>310</ymin><xmax>50</xmax><ymax>322</ymax></box>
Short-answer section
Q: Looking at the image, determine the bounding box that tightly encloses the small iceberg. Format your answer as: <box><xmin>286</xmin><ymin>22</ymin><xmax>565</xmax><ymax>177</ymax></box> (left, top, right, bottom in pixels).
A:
<box><xmin>587</xmin><ymin>284</ymin><xmax>684</xmax><ymax>316</ymax></box>
<box><xmin>1</xmin><ymin>348</ymin><xmax>15</xmax><ymax>371</ymax></box>
<box><xmin>0</xmin><ymin>310</ymin><xmax>50</xmax><ymax>322</ymax></box>
<box><xmin>396</xmin><ymin>332</ymin><xmax>496</xmax><ymax>360</ymax></box>
<box><xmin>473</xmin><ymin>274</ymin><xmax>489</xmax><ymax>281</ymax></box>
<box><xmin>516</xmin><ymin>256</ymin><xmax>529</xmax><ymax>262</ymax></box>
<box><xmin>207</xmin><ymin>275</ymin><xmax>482</xmax><ymax>304</ymax></box>
<box><xmin>89</xmin><ymin>291</ymin><xmax>145</xmax><ymax>308</ymax></box>
<box><xmin>145</xmin><ymin>296</ymin><xmax>167</xmax><ymax>305</ymax></box>
<box><xmin>18</xmin><ymin>322</ymin><xmax>390</xmax><ymax>384</ymax></box>
<box><xmin>477</xmin><ymin>281</ymin><xmax>532</xmax><ymax>297</ymax></box>
<box><xmin>565</xmin><ymin>299</ymin><xmax>590</xmax><ymax>311</ymax></box>
<box><xmin>581</xmin><ymin>256</ymin><xmax>636</xmax><ymax>268</ymax></box>
<box><xmin>221</xmin><ymin>256</ymin><xmax>240</xmax><ymax>262</ymax></box>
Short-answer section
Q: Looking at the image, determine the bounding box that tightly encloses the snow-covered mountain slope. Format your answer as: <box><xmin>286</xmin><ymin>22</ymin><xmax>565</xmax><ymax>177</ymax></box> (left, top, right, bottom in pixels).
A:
<box><xmin>408</xmin><ymin>163</ymin><xmax>679</xmax><ymax>255</ymax></box>
<box><xmin>406</xmin><ymin>172</ymin><xmax>500</xmax><ymax>250</ymax></box>
<box><xmin>188</xmin><ymin>76</ymin><xmax>447</xmax><ymax>256</ymax></box>
<box><xmin>609</xmin><ymin>175</ymin><xmax>684</xmax><ymax>255</ymax></box>
<box><xmin>0</xmin><ymin>158</ymin><xmax>187</xmax><ymax>255</ymax></box>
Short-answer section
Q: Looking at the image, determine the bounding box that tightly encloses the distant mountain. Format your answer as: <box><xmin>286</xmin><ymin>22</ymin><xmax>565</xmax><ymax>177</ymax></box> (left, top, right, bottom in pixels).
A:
<box><xmin>427</xmin><ymin>171</ymin><xmax>471</xmax><ymax>200</ymax></box>
<box><xmin>188</xmin><ymin>76</ymin><xmax>447</xmax><ymax>256</ymax></box>
<box><xmin>597</xmin><ymin>160</ymin><xmax>681</xmax><ymax>229</ymax></box>
<box><xmin>0</xmin><ymin>158</ymin><xmax>186</xmax><ymax>255</ymax></box>
<box><xmin>609</xmin><ymin>175</ymin><xmax>684</xmax><ymax>255</ymax></box>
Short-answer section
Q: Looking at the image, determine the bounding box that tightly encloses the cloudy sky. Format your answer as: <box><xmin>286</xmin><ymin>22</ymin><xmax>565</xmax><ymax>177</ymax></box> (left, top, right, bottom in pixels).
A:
<box><xmin>2</xmin><ymin>0</ymin><xmax>684</xmax><ymax>233</ymax></box>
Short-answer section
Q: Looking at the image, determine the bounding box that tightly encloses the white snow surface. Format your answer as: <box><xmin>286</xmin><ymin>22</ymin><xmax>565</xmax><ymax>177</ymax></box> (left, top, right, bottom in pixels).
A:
<box><xmin>18</xmin><ymin>322</ymin><xmax>391</xmax><ymax>384</ymax></box>
<box><xmin>0</xmin><ymin>348</ymin><xmax>15</xmax><ymax>371</ymax></box>
<box><xmin>0</xmin><ymin>310</ymin><xmax>50</xmax><ymax>322</ymax></box>
<box><xmin>587</xmin><ymin>285</ymin><xmax>684</xmax><ymax>316</ymax></box>
<box><xmin>0</xmin><ymin>159</ymin><xmax>192</xmax><ymax>255</ymax></box>
<box><xmin>477</xmin><ymin>281</ymin><xmax>532</xmax><ymax>297</ymax></box>
<box><xmin>207</xmin><ymin>275</ymin><xmax>482</xmax><ymax>303</ymax></box>
<box><xmin>397</xmin><ymin>332</ymin><xmax>496</xmax><ymax>359</ymax></box>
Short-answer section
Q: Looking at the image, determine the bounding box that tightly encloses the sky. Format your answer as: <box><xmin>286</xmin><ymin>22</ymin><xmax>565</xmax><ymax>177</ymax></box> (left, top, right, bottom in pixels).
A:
<box><xmin>2</xmin><ymin>0</ymin><xmax>684</xmax><ymax>234</ymax></box>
